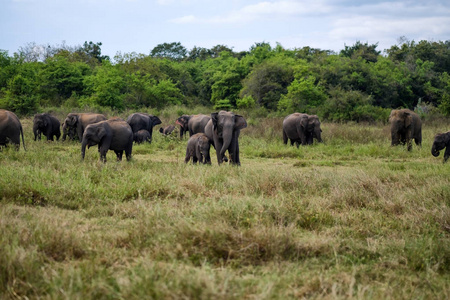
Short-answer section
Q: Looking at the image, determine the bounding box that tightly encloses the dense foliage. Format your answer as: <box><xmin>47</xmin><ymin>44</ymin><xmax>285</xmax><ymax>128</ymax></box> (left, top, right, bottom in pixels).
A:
<box><xmin>1</xmin><ymin>39</ymin><xmax>450</xmax><ymax>121</ymax></box>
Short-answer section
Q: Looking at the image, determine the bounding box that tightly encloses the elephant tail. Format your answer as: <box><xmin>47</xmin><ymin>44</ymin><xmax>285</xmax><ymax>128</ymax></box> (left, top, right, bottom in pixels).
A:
<box><xmin>20</xmin><ymin>125</ymin><xmax>26</xmax><ymax>151</ymax></box>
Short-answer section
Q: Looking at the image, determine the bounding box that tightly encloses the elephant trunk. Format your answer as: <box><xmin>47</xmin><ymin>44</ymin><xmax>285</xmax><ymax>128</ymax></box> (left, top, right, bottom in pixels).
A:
<box><xmin>219</xmin><ymin>125</ymin><xmax>233</xmax><ymax>160</ymax></box>
<box><xmin>431</xmin><ymin>144</ymin><xmax>440</xmax><ymax>157</ymax></box>
<box><xmin>81</xmin><ymin>139</ymin><xmax>88</xmax><ymax>160</ymax></box>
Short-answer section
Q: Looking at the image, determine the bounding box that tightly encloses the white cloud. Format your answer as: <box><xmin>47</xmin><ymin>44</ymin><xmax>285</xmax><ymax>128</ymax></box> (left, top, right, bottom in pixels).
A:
<box><xmin>170</xmin><ymin>0</ymin><xmax>333</xmax><ymax>24</ymax></box>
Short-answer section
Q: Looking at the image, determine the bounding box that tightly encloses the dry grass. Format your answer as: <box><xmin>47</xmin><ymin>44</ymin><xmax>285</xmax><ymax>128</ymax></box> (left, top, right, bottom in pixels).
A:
<box><xmin>0</xmin><ymin>116</ymin><xmax>449</xmax><ymax>299</ymax></box>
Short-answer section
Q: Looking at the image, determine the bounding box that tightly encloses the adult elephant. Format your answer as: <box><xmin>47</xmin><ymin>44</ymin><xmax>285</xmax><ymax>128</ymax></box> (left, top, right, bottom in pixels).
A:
<box><xmin>204</xmin><ymin>111</ymin><xmax>247</xmax><ymax>165</ymax></box>
<box><xmin>33</xmin><ymin>113</ymin><xmax>61</xmax><ymax>141</ymax></box>
<box><xmin>431</xmin><ymin>131</ymin><xmax>450</xmax><ymax>163</ymax></box>
<box><xmin>389</xmin><ymin>109</ymin><xmax>422</xmax><ymax>151</ymax></box>
<box><xmin>126</xmin><ymin>113</ymin><xmax>161</xmax><ymax>143</ymax></box>
<box><xmin>0</xmin><ymin>109</ymin><xmax>26</xmax><ymax>151</ymax></box>
<box><xmin>176</xmin><ymin>114</ymin><xmax>211</xmax><ymax>138</ymax></box>
<box><xmin>81</xmin><ymin>119</ymin><xmax>133</xmax><ymax>162</ymax></box>
<box><xmin>63</xmin><ymin>113</ymin><xmax>107</xmax><ymax>142</ymax></box>
<box><xmin>283</xmin><ymin>113</ymin><xmax>323</xmax><ymax>147</ymax></box>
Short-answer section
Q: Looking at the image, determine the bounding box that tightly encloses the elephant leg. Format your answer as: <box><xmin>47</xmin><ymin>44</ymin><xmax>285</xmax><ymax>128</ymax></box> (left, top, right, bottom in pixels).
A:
<box><xmin>283</xmin><ymin>130</ymin><xmax>288</xmax><ymax>145</ymax></box>
<box><xmin>115</xmin><ymin>150</ymin><xmax>124</xmax><ymax>161</ymax></box>
<box><xmin>99</xmin><ymin>147</ymin><xmax>108</xmax><ymax>163</ymax></box>
<box><xmin>443</xmin><ymin>147</ymin><xmax>450</xmax><ymax>163</ymax></box>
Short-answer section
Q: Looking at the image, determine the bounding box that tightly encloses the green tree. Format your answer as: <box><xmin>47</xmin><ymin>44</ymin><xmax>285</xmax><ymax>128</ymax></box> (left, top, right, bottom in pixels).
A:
<box><xmin>240</xmin><ymin>58</ymin><xmax>294</xmax><ymax>110</ymax></box>
<box><xmin>278</xmin><ymin>76</ymin><xmax>327</xmax><ymax>113</ymax></box>
<box><xmin>340</xmin><ymin>41</ymin><xmax>381</xmax><ymax>63</ymax></box>
<box><xmin>83</xmin><ymin>62</ymin><xmax>125</xmax><ymax>110</ymax></box>
<box><xmin>151</xmin><ymin>42</ymin><xmax>187</xmax><ymax>61</ymax></box>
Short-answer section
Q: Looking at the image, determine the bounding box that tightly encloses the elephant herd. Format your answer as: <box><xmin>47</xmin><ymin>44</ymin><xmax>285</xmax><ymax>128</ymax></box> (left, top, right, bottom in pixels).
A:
<box><xmin>0</xmin><ymin>108</ymin><xmax>449</xmax><ymax>164</ymax></box>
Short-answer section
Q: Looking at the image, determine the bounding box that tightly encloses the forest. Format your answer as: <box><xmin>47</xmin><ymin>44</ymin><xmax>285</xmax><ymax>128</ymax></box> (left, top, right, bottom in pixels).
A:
<box><xmin>1</xmin><ymin>39</ymin><xmax>450</xmax><ymax>122</ymax></box>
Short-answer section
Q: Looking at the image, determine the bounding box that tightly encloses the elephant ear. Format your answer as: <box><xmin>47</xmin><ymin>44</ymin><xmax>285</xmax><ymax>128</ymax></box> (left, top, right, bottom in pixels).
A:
<box><xmin>151</xmin><ymin>116</ymin><xmax>162</xmax><ymax>126</ymax></box>
<box><xmin>211</xmin><ymin>113</ymin><xmax>219</xmax><ymax>129</ymax></box>
<box><xmin>403</xmin><ymin>111</ymin><xmax>412</xmax><ymax>127</ymax></box>
<box><xmin>234</xmin><ymin>115</ymin><xmax>247</xmax><ymax>130</ymax></box>
<box><xmin>97</xmin><ymin>126</ymin><xmax>107</xmax><ymax>140</ymax></box>
<box><xmin>300</xmin><ymin>115</ymin><xmax>309</xmax><ymax>129</ymax></box>
<box><xmin>67</xmin><ymin>115</ymin><xmax>78</xmax><ymax>126</ymax></box>
<box><xmin>444</xmin><ymin>132</ymin><xmax>450</xmax><ymax>144</ymax></box>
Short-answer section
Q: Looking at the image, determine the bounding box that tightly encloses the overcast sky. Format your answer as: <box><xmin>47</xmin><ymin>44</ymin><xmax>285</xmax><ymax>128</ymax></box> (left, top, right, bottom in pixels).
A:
<box><xmin>1</xmin><ymin>0</ymin><xmax>449</xmax><ymax>58</ymax></box>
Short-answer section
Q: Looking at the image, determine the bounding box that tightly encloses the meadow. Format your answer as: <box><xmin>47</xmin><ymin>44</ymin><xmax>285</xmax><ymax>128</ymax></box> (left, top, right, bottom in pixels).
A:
<box><xmin>0</xmin><ymin>110</ymin><xmax>449</xmax><ymax>299</ymax></box>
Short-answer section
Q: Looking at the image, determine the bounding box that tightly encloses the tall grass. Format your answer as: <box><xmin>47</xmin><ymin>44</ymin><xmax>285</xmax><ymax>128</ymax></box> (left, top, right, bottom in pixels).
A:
<box><xmin>0</xmin><ymin>116</ymin><xmax>449</xmax><ymax>299</ymax></box>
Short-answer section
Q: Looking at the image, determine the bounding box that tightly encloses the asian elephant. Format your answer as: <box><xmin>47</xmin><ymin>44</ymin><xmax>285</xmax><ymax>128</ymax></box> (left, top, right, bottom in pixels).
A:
<box><xmin>81</xmin><ymin>119</ymin><xmax>133</xmax><ymax>162</ymax></box>
<box><xmin>62</xmin><ymin>122</ymin><xmax>77</xmax><ymax>141</ymax></box>
<box><xmin>283</xmin><ymin>113</ymin><xmax>323</xmax><ymax>147</ymax></box>
<box><xmin>431</xmin><ymin>131</ymin><xmax>450</xmax><ymax>163</ymax></box>
<box><xmin>33</xmin><ymin>113</ymin><xmax>61</xmax><ymax>141</ymax></box>
<box><xmin>126</xmin><ymin>113</ymin><xmax>162</xmax><ymax>143</ymax></box>
<box><xmin>159</xmin><ymin>125</ymin><xmax>176</xmax><ymax>135</ymax></box>
<box><xmin>389</xmin><ymin>109</ymin><xmax>422</xmax><ymax>151</ymax></box>
<box><xmin>176</xmin><ymin>114</ymin><xmax>211</xmax><ymax>139</ymax></box>
<box><xmin>185</xmin><ymin>133</ymin><xmax>211</xmax><ymax>164</ymax></box>
<box><xmin>204</xmin><ymin>111</ymin><xmax>247</xmax><ymax>165</ymax></box>
<box><xmin>0</xmin><ymin>109</ymin><xmax>26</xmax><ymax>151</ymax></box>
<box><xmin>134</xmin><ymin>129</ymin><xmax>151</xmax><ymax>144</ymax></box>
<box><xmin>63</xmin><ymin>113</ymin><xmax>107</xmax><ymax>142</ymax></box>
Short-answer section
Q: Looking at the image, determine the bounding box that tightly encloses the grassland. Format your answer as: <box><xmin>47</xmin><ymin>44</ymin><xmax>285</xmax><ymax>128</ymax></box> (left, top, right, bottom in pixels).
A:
<box><xmin>1</xmin><ymin>111</ymin><xmax>449</xmax><ymax>299</ymax></box>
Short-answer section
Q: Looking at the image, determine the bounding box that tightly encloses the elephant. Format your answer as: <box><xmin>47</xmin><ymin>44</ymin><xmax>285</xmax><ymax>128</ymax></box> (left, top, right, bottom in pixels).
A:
<box><xmin>389</xmin><ymin>109</ymin><xmax>422</xmax><ymax>151</ymax></box>
<box><xmin>63</xmin><ymin>113</ymin><xmax>107</xmax><ymax>142</ymax></box>
<box><xmin>282</xmin><ymin>113</ymin><xmax>323</xmax><ymax>147</ymax></box>
<box><xmin>159</xmin><ymin>125</ymin><xmax>176</xmax><ymax>135</ymax></box>
<box><xmin>62</xmin><ymin>122</ymin><xmax>77</xmax><ymax>141</ymax></box>
<box><xmin>0</xmin><ymin>109</ymin><xmax>26</xmax><ymax>151</ymax></box>
<box><xmin>33</xmin><ymin>113</ymin><xmax>61</xmax><ymax>141</ymax></box>
<box><xmin>431</xmin><ymin>131</ymin><xmax>450</xmax><ymax>163</ymax></box>
<box><xmin>204</xmin><ymin>111</ymin><xmax>247</xmax><ymax>165</ymax></box>
<box><xmin>185</xmin><ymin>133</ymin><xmax>211</xmax><ymax>164</ymax></box>
<box><xmin>176</xmin><ymin>114</ymin><xmax>211</xmax><ymax>138</ymax></box>
<box><xmin>81</xmin><ymin>119</ymin><xmax>133</xmax><ymax>162</ymax></box>
<box><xmin>126</xmin><ymin>113</ymin><xmax>162</xmax><ymax>143</ymax></box>
<box><xmin>134</xmin><ymin>129</ymin><xmax>151</xmax><ymax>144</ymax></box>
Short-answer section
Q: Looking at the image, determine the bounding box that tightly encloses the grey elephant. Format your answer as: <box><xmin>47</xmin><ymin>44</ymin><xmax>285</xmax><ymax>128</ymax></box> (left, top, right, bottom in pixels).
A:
<box><xmin>431</xmin><ymin>131</ymin><xmax>450</xmax><ymax>163</ymax></box>
<box><xmin>33</xmin><ymin>113</ymin><xmax>61</xmax><ymax>141</ymax></box>
<box><xmin>62</xmin><ymin>122</ymin><xmax>77</xmax><ymax>141</ymax></box>
<box><xmin>389</xmin><ymin>109</ymin><xmax>422</xmax><ymax>151</ymax></box>
<box><xmin>126</xmin><ymin>113</ymin><xmax>162</xmax><ymax>143</ymax></box>
<box><xmin>63</xmin><ymin>113</ymin><xmax>107</xmax><ymax>142</ymax></box>
<box><xmin>159</xmin><ymin>125</ymin><xmax>176</xmax><ymax>135</ymax></box>
<box><xmin>176</xmin><ymin>114</ymin><xmax>211</xmax><ymax>138</ymax></box>
<box><xmin>283</xmin><ymin>113</ymin><xmax>323</xmax><ymax>147</ymax></box>
<box><xmin>134</xmin><ymin>129</ymin><xmax>151</xmax><ymax>144</ymax></box>
<box><xmin>0</xmin><ymin>109</ymin><xmax>26</xmax><ymax>151</ymax></box>
<box><xmin>81</xmin><ymin>119</ymin><xmax>133</xmax><ymax>162</ymax></box>
<box><xmin>185</xmin><ymin>133</ymin><xmax>211</xmax><ymax>164</ymax></box>
<box><xmin>204</xmin><ymin>111</ymin><xmax>247</xmax><ymax>165</ymax></box>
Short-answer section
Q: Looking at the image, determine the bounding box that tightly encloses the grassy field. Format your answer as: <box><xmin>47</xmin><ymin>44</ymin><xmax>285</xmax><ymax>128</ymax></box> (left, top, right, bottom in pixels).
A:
<box><xmin>1</xmin><ymin>112</ymin><xmax>449</xmax><ymax>299</ymax></box>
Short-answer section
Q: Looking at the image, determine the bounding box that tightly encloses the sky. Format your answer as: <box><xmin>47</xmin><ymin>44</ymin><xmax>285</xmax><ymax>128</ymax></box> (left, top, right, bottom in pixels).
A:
<box><xmin>1</xmin><ymin>0</ymin><xmax>449</xmax><ymax>59</ymax></box>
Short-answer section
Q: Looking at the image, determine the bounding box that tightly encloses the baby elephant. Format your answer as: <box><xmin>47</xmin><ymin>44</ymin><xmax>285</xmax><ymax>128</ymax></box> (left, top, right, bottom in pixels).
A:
<box><xmin>431</xmin><ymin>131</ymin><xmax>450</xmax><ymax>163</ymax></box>
<box><xmin>185</xmin><ymin>133</ymin><xmax>211</xmax><ymax>164</ymax></box>
<box><xmin>159</xmin><ymin>125</ymin><xmax>175</xmax><ymax>135</ymax></box>
<box><xmin>134</xmin><ymin>129</ymin><xmax>151</xmax><ymax>144</ymax></box>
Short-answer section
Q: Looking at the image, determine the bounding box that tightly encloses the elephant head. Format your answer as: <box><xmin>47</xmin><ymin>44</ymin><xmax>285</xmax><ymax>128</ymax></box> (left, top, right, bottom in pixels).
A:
<box><xmin>431</xmin><ymin>132</ymin><xmax>450</xmax><ymax>158</ymax></box>
<box><xmin>176</xmin><ymin>115</ymin><xmax>191</xmax><ymax>138</ymax></box>
<box><xmin>211</xmin><ymin>111</ymin><xmax>247</xmax><ymax>164</ymax></box>
<box><xmin>81</xmin><ymin>125</ymin><xmax>106</xmax><ymax>159</ymax></box>
<box><xmin>306</xmin><ymin>115</ymin><xmax>323</xmax><ymax>144</ymax></box>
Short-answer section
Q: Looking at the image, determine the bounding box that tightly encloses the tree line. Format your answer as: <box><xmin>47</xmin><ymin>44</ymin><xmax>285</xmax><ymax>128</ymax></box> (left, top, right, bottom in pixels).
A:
<box><xmin>1</xmin><ymin>39</ymin><xmax>450</xmax><ymax>122</ymax></box>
